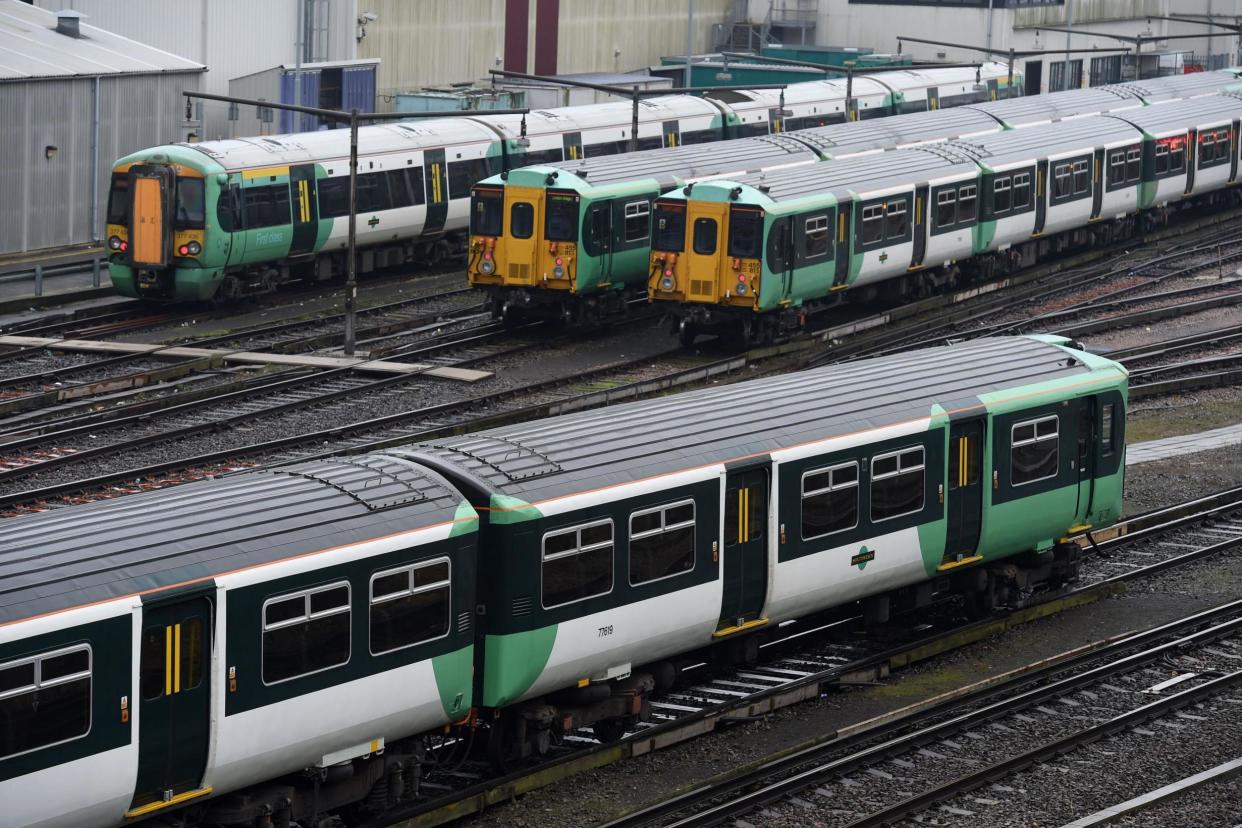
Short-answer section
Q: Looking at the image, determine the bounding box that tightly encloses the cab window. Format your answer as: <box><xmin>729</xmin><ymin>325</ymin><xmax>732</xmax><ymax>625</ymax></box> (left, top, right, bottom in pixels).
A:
<box><xmin>510</xmin><ymin>202</ymin><xmax>534</xmax><ymax>239</ymax></box>
<box><xmin>174</xmin><ymin>177</ymin><xmax>205</xmax><ymax>229</ymax></box>
<box><xmin>470</xmin><ymin>187</ymin><xmax>503</xmax><ymax>236</ymax></box>
<box><xmin>692</xmin><ymin>217</ymin><xmax>717</xmax><ymax>255</ymax></box>
<box><xmin>728</xmin><ymin>208</ymin><xmax>764</xmax><ymax>259</ymax></box>
<box><xmin>545</xmin><ymin>192</ymin><xmax>579</xmax><ymax>242</ymax></box>
<box><xmin>653</xmin><ymin>203</ymin><xmax>686</xmax><ymax>252</ymax></box>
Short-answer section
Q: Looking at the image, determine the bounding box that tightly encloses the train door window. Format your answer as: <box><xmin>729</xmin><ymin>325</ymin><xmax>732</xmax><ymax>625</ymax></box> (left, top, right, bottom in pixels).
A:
<box><xmin>693</xmin><ymin>217</ymin><xmax>718</xmax><ymax>255</ymax></box>
<box><xmin>636</xmin><ymin>136</ymin><xmax>663</xmax><ymax>151</ymax></box>
<box><xmin>802</xmin><ymin>214</ymin><xmax>831</xmax><ymax>260</ymax></box>
<box><xmin>317</xmin><ymin>177</ymin><xmax>349</xmax><ymax>218</ymax></box>
<box><xmin>1154</xmin><ymin>143</ymin><xmax>1170</xmax><ymax>177</ymax></box>
<box><xmin>993</xmin><ymin>177</ymin><xmax>1012</xmax><ymax>215</ymax></box>
<box><xmin>653</xmin><ymin>203</ymin><xmax>685</xmax><ymax>252</ymax></box>
<box><xmin>1011</xmin><ymin>415</ymin><xmax>1059</xmax><ymax>486</ymax></box>
<box><xmin>1199</xmin><ymin>132</ymin><xmax>1217</xmax><ymax>166</ymax></box>
<box><xmin>0</xmin><ymin>646</ymin><xmax>91</xmax><ymax>759</ymax></box>
<box><xmin>174</xmin><ymin>177</ymin><xmax>205</xmax><ymax>229</ymax></box>
<box><xmin>262</xmin><ymin>582</ymin><xmax>351</xmax><ymax>684</ymax></box>
<box><xmin>106</xmin><ymin>174</ymin><xmax>130</xmax><ymax>225</ymax></box>
<box><xmin>935</xmin><ymin>189</ymin><xmax>956</xmax><ymax>229</ymax></box>
<box><xmin>1052</xmin><ymin>163</ymin><xmax>1071</xmax><ymax>200</ymax></box>
<box><xmin>446</xmin><ymin>160</ymin><xmax>474</xmax><ymax>200</ymax></box>
<box><xmin>510</xmin><ymin>202</ymin><xmax>534</xmax><ymax>239</ymax></box>
<box><xmin>1126</xmin><ymin>147</ymin><xmax>1142</xmax><ymax>182</ymax></box>
<box><xmin>216</xmin><ymin>184</ymin><xmax>243</xmax><ymax>231</ymax></box>
<box><xmin>471</xmin><ymin>187</ymin><xmax>504</xmax><ymax>236</ymax></box>
<box><xmin>1072</xmin><ymin>160</ymin><xmax>1090</xmax><ymax>195</ymax></box>
<box><xmin>871</xmin><ymin>447</ymin><xmax>925</xmax><ymax>522</ymax></box>
<box><xmin>1100</xmin><ymin>404</ymin><xmax>1115</xmax><ymax>455</ymax></box>
<box><xmin>369</xmin><ymin>558</ymin><xmax>451</xmax><ymax>655</ymax></box>
<box><xmin>885</xmin><ymin>199</ymin><xmax>909</xmax><ymax>239</ymax></box>
<box><xmin>629</xmin><ymin>501</ymin><xmax>696</xmax><ymax>585</ymax></box>
<box><xmin>623</xmin><ymin>200</ymin><xmax>651</xmax><ymax>243</ymax></box>
<box><xmin>242</xmin><ymin>184</ymin><xmax>291</xmax><ymax>229</ymax></box>
<box><xmin>1169</xmin><ymin>139</ymin><xmax>1186</xmax><ymax>173</ymax></box>
<box><xmin>546</xmin><ymin>192</ymin><xmax>580</xmax><ymax>242</ymax></box>
<box><xmin>542</xmin><ymin>520</ymin><xmax>614</xmax><ymax>608</ymax></box>
<box><xmin>728</xmin><ymin>208</ymin><xmax>764</xmax><ymax>259</ymax></box>
<box><xmin>406</xmin><ymin>167</ymin><xmax>426</xmax><ymax>205</ymax></box>
<box><xmin>1012</xmin><ymin>172</ymin><xmax>1031</xmax><ymax>209</ymax></box>
<box><xmin>801</xmin><ymin>461</ymin><xmax>859</xmax><ymax>539</ymax></box>
<box><xmin>1107</xmin><ymin>150</ymin><xmax>1125</xmax><ymax>188</ymax></box>
<box><xmin>957</xmin><ymin>185</ymin><xmax>977</xmax><ymax>223</ymax></box>
<box><xmin>861</xmin><ymin>204</ymin><xmax>884</xmax><ymax>245</ymax></box>
<box><xmin>767</xmin><ymin>221</ymin><xmax>791</xmax><ymax>272</ymax></box>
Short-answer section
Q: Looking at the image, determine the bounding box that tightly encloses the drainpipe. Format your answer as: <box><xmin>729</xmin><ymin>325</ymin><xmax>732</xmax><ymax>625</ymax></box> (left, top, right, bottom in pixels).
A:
<box><xmin>90</xmin><ymin>75</ymin><xmax>100</xmax><ymax>243</ymax></box>
<box><xmin>985</xmin><ymin>0</ymin><xmax>994</xmax><ymax>57</ymax></box>
<box><xmin>294</xmin><ymin>0</ymin><xmax>304</xmax><ymax>129</ymax></box>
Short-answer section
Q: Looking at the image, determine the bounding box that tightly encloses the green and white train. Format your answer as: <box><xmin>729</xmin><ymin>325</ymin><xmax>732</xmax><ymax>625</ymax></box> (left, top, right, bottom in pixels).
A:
<box><xmin>1</xmin><ymin>334</ymin><xmax>1125</xmax><ymax>827</ymax></box>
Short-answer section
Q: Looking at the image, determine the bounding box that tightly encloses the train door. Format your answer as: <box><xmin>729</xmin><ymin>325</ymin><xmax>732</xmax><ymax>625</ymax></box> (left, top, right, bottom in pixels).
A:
<box><xmin>503</xmin><ymin>186</ymin><xmax>543</xmax><ymax>286</ymax></box>
<box><xmin>1090</xmin><ymin>148</ymin><xmax>1104</xmax><ymax>220</ymax></box>
<box><xmin>766</xmin><ymin>109</ymin><xmax>785</xmax><ymax>134</ymax></box>
<box><xmin>846</xmin><ymin>97</ymin><xmax>859</xmax><ymax>122</ymax></box>
<box><xmin>911</xmin><ymin>183</ymin><xmax>929</xmax><ymax>269</ymax></box>
<box><xmin>1230</xmin><ymin>120</ymin><xmax>1239</xmax><ymax>183</ymax></box>
<box><xmin>719</xmin><ymin>464</ymin><xmax>770</xmax><ymax>631</ymax></box>
<box><xmin>129</xmin><ymin>166</ymin><xmax>175</xmax><ymax>267</ymax></box>
<box><xmin>1033</xmin><ymin>160</ymin><xmax>1048</xmax><ymax>236</ymax></box>
<box><xmin>289</xmin><ymin>164</ymin><xmax>319</xmax><ymax>256</ymax></box>
<box><xmin>772</xmin><ymin>215</ymin><xmax>795</xmax><ymax>300</ymax></box>
<box><xmin>586</xmin><ymin>199</ymin><xmax>614</xmax><ymax>283</ymax></box>
<box><xmin>662</xmin><ymin>120</ymin><xmax>681</xmax><ymax>147</ymax></box>
<box><xmin>562</xmin><ymin>132</ymin><xmax>583</xmax><ymax>161</ymax></box>
<box><xmin>1074</xmin><ymin>397</ymin><xmax>1097</xmax><ymax>524</ymax></box>
<box><xmin>1185</xmin><ymin>129</ymin><xmax>1198</xmax><ymax>195</ymax></box>
<box><xmin>833</xmin><ymin>199</ymin><xmax>853</xmax><ymax>287</ymax></box>
<box><xmin>128</xmin><ymin>593</ymin><xmax>213</xmax><ymax>818</ymax></box>
<box><xmin>685</xmin><ymin>201</ymin><xmax>728</xmax><ymax>302</ymax></box>
<box><xmin>943</xmin><ymin>418</ymin><xmax>985</xmax><ymax>566</ymax></box>
<box><xmin>927</xmin><ymin>87</ymin><xmax>940</xmax><ymax>111</ymax></box>
<box><xmin>423</xmin><ymin>148</ymin><xmax>449</xmax><ymax>236</ymax></box>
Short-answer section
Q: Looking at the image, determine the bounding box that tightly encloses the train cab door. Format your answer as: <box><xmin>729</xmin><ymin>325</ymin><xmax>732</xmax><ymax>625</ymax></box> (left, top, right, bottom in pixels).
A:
<box><xmin>927</xmin><ymin>88</ymin><xmax>940</xmax><ymax>111</ymax></box>
<box><xmin>662</xmin><ymin>120</ymin><xmax>681</xmax><ymax>146</ymax></box>
<box><xmin>129</xmin><ymin>166</ymin><xmax>175</xmax><ymax>268</ymax></box>
<box><xmin>1090</xmin><ymin>148</ymin><xmax>1104</xmax><ymax>220</ymax></box>
<box><xmin>1074</xmin><ymin>397</ymin><xmax>1098</xmax><ymax>525</ymax></box>
<box><xmin>943</xmin><ymin>418</ymin><xmax>985</xmax><ymax>567</ymax></box>
<box><xmin>289</xmin><ymin>164</ymin><xmax>319</xmax><ymax>257</ymax></box>
<box><xmin>1229</xmin><ymin>119</ymin><xmax>1239</xmax><ymax>183</ymax></box>
<box><xmin>562</xmin><ymin>132</ymin><xmax>583</xmax><ymax>161</ymax></box>
<box><xmin>833</xmin><ymin>199</ymin><xmax>853</xmax><ymax>288</ymax></box>
<box><xmin>128</xmin><ymin>592</ymin><xmax>213</xmax><ymax>819</ymax></box>
<box><xmin>846</xmin><ymin>97</ymin><xmax>859</xmax><ymax>122</ymax></box>
<box><xmin>718</xmin><ymin>463</ymin><xmax>770</xmax><ymax>633</ymax></box>
<box><xmin>586</xmin><ymin>199</ymin><xmax>614</xmax><ymax>283</ymax></box>
<box><xmin>910</xmin><ymin>183</ymin><xmax>929</xmax><ymax>269</ymax></box>
<box><xmin>772</xmin><ymin>215</ymin><xmax>795</xmax><ymax>300</ymax></box>
<box><xmin>1185</xmin><ymin>129</ymin><xmax>1198</xmax><ymax>195</ymax></box>
<box><xmin>1033</xmin><ymin>160</ymin><xmax>1048</xmax><ymax>236</ymax></box>
<box><xmin>423</xmin><ymin>148</ymin><xmax>449</xmax><ymax>236</ymax></box>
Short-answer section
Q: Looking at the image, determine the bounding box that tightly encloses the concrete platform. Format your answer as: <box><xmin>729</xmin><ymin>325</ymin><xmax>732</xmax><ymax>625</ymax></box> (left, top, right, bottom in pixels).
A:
<box><xmin>0</xmin><ymin>335</ymin><xmax>492</xmax><ymax>382</ymax></box>
<box><xmin>1126</xmin><ymin>422</ymin><xmax>1242</xmax><ymax>465</ymax></box>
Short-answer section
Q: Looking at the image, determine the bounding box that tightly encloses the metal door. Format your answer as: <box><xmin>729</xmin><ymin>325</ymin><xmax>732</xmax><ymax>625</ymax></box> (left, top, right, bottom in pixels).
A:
<box><xmin>685</xmin><ymin>201</ymin><xmax>729</xmax><ymax>302</ymax></box>
<box><xmin>833</xmin><ymin>200</ymin><xmax>853</xmax><ymax>287</ymax></box>
<box><xmin>1091</xmin><ymin>148</ymin><xmax>1104</xmax><ymax>219</ymax></box>
<box><xmin>1186</xmin><ymin>128</ymin><xmax>1198</xmax><ymax>195</ymax></box>
<box><xmin>1231</xmin><ymin>120</ymin><xmax>1239</xmax><ymax>183</ymax></box>
<box><xmin>944</xmin><ymin>419</ymin><xmax>985</xmax><ymax>565</ymax></box>
<box><xmin>662</xmin><ymin>120</ymin><xmax>681</xmax><ymax>146</ymax></box>
<box><xmin>719</xmin><ymin>467</ymin><xmax>769</xmax><ymax>629</ymax></box>
<box><xmin>772</xmin><ymin>215</ymin><xmax>794</xmax><ymax>300</ymax></box>
<box><xmin>423</xmin><ymin>148</ymin><xmax>449</xmax><ymax>236</ymax></box>
<box><xmin>847</xmin><ymin>97</ymin><xmax>859</xmax><ymax>122</ymax></box>
<box><xmin>910</xmin><ymin>183</ymin><xmax>929</xmax><ymax>268</ymax></box>
<box><xmin>1075</xmin><ymin>397</ymin><xmax>1097</xmax><ymax>523</ymax></box>
<box><xmin>927</xmin><ymin>87</ymin><xmax>940</xmax><ymax>111</ymax></box>
<box><xmin>130</xmin><ymin>594</ymin><xmax>212</xmax><ymax>815</ymax></box>
<box><xmin>129</xmin><ymin>167</ymin><xmax>174</xmax><ymax>267</ymax></box>
<box><xmin>562</xmin><ymin>132</ymin><xmax>583</xmax><ymax>161</ymax></box>
<box><xmin>289</xmin><ymin>164</ymin><xmax>319</xmax><ymax>256</ymax></box>
<box><xmin>586</xmin><ymin>199</ymin><xmax>613</xmax><ymax>283</ymax></box>
<box><xmin>1024</xmin><ymin>61</ymin><xmax>1042</xmax><ymax>96</ymax></box>
<box><xmin>503</xmin><ymin>185</ymin><xmax>543</xmax><ymax>286</ymax></box>
<box><xmin>1033</xmin><ymin>160</ymin><xmax>1048</xmax><ymax>235</ymax></box>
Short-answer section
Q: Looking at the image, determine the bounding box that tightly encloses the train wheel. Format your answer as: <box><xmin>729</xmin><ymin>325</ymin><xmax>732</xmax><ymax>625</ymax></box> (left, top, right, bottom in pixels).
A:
<box><xmin>592</xmin><ymin>718</ymin><xmax>627</xmax><ymax>744</ymax></box>
<box><xmin>678</xmin><ymin>321</ymin><xmax>697</xmax><ymax>348</ymax></box>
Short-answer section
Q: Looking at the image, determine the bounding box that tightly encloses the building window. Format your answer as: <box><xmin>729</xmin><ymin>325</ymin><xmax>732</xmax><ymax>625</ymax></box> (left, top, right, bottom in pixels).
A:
<box><xmin>801</xmin><ymin>462</ymin><xmax>859</xmax><ymax>539</ymax></box>
<box><xmin>871</xmin><ymin>447</ymin><xmax>925</xmax><ymax>522</ymax></box>
<box><xmin>629</xmin><ymin>501</ymin><xmax>696</xmax><ymax>585</ymax></box>
<box><xmin>369</xmin><ymin>559</ymin><xmax>451</xmax><ymax>655</ymax></box>
<box><xmin>1011</xmin><ymin>415</ymin><xmax>1060</xmax><ymax>485</ymax></box>
<box><xmin>542</xmin><ymin>520</ymin><xmax>614</xmax><ymax>608</ymax></box>
<box><xmin>262</xmin><ymin>582</ymin><xmax>351</xmax><ymax>684</ymax></box>
<box><xmin>0</xmin><ymin>646</ymin><xmax>91</xmax><ymax>759</ymax></box>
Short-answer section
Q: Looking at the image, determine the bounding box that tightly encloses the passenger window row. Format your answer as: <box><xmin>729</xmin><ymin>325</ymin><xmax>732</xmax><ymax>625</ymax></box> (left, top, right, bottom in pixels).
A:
<box><xmin>0</xmin><ymin>646</ymin><xmax>92</xmax><ymax>760</ymax></box>
<box><xmin>860</xmin><ymin>198</ymin><xmax>909</xmax><ymax>247</ymax></box>
<box><xmin>1198</xmin><ymin>127</ymin><xmax>1233</xmax><ymax>168</ymax></box>
<box><xmin>1106</xmin><ymin>145</ymin><xmax>1143</xmax><ymax>190</ymax></box>
<box><xmin>1051</xmin><ymin>157</ymin><xmax>1091</xmax><ymax>202</ymax></box>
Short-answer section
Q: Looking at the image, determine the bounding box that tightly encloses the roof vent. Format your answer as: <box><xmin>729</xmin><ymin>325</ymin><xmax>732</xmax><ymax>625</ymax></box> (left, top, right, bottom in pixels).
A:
<box><xmin>55</xmin><ymin>9</ymin><xmax>84</xmax><ymax>39</ymax></box>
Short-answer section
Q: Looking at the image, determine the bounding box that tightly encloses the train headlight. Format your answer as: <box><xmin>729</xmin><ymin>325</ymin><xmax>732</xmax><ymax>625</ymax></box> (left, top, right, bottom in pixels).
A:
<box><xmin>480</xmin><ymin>257</ymin><xmax>495</xmax><ymax>275</ymax></box>
<box><xmin>736</xmin><ymin>282</ymin><xmax>747</xmax><ymax>295</ymax></box>
<box><xmin>553</xmin><ymin>263</ymin><xmax>564</xmax><ymax>278</ymax></box>
<box><xmin>108</xmin><ymin>236</ymin><xmax>122</xmax><ymax>250</ymax></box>
<box><xmin>660</xmin><ymin>275</ymin><xmax>675</xmax><ymax>291</ymax></box>
<box><xmin>187</xmin><ymin>240</ymin><xmax>202</xmax><ymax>256</ymax></box>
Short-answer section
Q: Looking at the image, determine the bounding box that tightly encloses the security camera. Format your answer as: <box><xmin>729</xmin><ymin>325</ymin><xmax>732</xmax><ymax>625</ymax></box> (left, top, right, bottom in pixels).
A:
<box><xmin>359</xmin><ymin>12</ymin><xmax>378</xmax><ymax>23</ymax></box>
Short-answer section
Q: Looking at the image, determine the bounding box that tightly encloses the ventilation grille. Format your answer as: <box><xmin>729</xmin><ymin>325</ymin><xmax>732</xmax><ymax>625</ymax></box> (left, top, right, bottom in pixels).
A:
<box><xmin>457</xmin><ymin>611</ymin><xmax>472</xmax><ymax>634</ymax></box>
<box><xmin>511</xmin><ymin>596</ymin><xmax>533</xmax><ymax>617</ymax></box>
<box><xmin>510</xmin><ymin>263</ymin><xmax>531</xmax><ymax>283</ymax></box>
<box><xmin>689</xmin><ymin>279</ymin><xmax>715</xmax><ymax>300</ymax></box>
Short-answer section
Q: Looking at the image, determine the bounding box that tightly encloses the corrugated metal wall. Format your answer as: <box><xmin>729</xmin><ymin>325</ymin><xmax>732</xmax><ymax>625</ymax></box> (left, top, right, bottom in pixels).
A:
<box><xmin>555</xmin><ymin>0</ymin><xmax>732</xmax><ymax>78</ymax></box>
<box><xmin>0</xmin><ymin>71</ymin><xmax>202</xmax><ymax>255</ymax></box>
<box><xmin>228</xmin><ymin>68</ymin><xmax>280</xmax><ymax>138</ymax></box>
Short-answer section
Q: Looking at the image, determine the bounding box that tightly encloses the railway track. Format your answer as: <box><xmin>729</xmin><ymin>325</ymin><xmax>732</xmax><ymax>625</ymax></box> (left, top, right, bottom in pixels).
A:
<box><xmin>361</xmin><ymin>486</ymin><xmax>1242</xmax><ymax>828</ymax></box>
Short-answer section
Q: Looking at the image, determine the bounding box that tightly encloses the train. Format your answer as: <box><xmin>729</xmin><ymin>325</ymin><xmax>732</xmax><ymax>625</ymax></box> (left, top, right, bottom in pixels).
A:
<box><xmin>649</xmin><ymin>90</ymin><xmax>1242</xmax><ymax>344</ymax></box>
<box><xmin>103</xmin><ymin>63</ymin><xmax>1019</xmax><ymax>302</ymax></box>
<box><xmin>0</xmin><ymin>334</ymin><xmax>1127</xmax><ymax>828</ymax></box>
<box><xmin>467</xmin><ymin>70</ymin><xmax>1242</xmax><ymax>333</ymax></box>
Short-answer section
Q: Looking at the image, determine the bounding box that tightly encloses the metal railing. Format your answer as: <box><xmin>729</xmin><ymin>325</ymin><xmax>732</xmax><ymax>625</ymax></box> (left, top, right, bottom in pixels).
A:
<box><xmin>0</xmin><ymin>256</ymin><xmax>109</xmax><ymax>297</ymax></box>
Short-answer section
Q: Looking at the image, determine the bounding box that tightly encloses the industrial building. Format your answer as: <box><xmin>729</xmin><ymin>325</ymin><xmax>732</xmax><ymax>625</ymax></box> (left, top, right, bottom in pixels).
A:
<box><xmin>0</xmin><ymin>1</ymin><xmax>204</xmax><ymax>255</ymax></box>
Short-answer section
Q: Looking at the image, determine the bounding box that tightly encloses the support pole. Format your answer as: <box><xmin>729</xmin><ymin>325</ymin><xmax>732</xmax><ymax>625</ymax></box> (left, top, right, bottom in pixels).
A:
<box><xmin>630</xmin><ymin>88</ymin><xmax>639</xmax><ymax>153</ymax></box>
<box><xmin>345</xmin><ymin>109</ymin><xmax>358</xmax><ymax>357</ymax></box>
<box><xmin>685</xmin><ymin>0</ymin><xmax>693</xmax><ymax>87</ymax></box>
<box><xmin>1064</xmin><ymin>0</ymin><xmax>1073</xmax><ymax>90</ymax></box>
<box><xmin>846</xmin><ymin>64</ymin><xmax>854</xmax><ymax>121</ymax></box>
<box><xmin>1008</xmin><ymin>48</ymin><xmax>1015</xmax><ymax>99</ymax></box>
<box><xmin>1135</xmin><ymin>37</ymin><xmax>1143</xmax><ymax>81</ymax></box>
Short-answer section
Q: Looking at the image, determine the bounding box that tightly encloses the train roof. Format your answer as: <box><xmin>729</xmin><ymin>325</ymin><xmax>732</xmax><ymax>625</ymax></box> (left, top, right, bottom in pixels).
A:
<box><xmin>1107</xmin><ymin>69</ymin><xmax>1242</xmax><ymax>101</ymax></box>
<box><xmin>0</xmin><ymin>456</ymin><xmax>470</xmax><ymax>627</ymax></box>
<box><xmin>407</xmin><ymin>337</ymin><xmax>1119</xmax><ymax>507</ymax></box>
<box><xmin>788</xmin><ymin>107</ymin><xmax>1000</xmax><ymax>157</ymax></box>
<box><xmin>967</xmin><ymin>87</ymin><xmax>1141</xmax><ymax>126</ymax></box>
<box><xmin>945</xmin><ymin>115</ymin><xmax>1141</xmax><ymax>167</ymax></box>
<box><xmin>1103</xmin><ymin>91</ymin><xmax>1242</xmax><ymax>134</ymax></box>
<box><xmin>474</xmin><ymin>95</ymin><xmax>724</xmax><ymax>139</ymax></box>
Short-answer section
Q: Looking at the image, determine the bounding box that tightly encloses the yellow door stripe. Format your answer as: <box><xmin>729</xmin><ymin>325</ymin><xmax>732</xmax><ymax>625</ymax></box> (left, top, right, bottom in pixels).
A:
<box><xmin>173</xmin><ymin>623</ymin><xmax>182</xmax><ymax>694</ymax></box>
<box><xmin>431</xmin><ymin>163</ymin><xmax>442</xmax><ymax>203</ymax></box>
<box><xmin>164</xmin><ymin>626</ymin><xmax>172</xmax><ymax>697</ymax></box>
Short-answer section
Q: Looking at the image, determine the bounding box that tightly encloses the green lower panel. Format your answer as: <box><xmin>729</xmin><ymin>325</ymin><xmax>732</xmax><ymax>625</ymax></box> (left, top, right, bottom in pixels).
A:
<box><xmin>431</xmin><ymin>645</ymin><xmax>474</xmax><ymax>720</ymax></box>
<box><xmin>482</xmin><ymin>625</ymin><xmax>558</xmax><ymax>708</ymax></box>
<box><xmin>109</xmin><ymin>263</ymin><xmax>224</xmax><ymax>302</ymax></box>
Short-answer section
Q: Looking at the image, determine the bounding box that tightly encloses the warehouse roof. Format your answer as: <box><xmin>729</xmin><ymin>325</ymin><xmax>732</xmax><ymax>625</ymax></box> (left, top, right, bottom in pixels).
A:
<box><xmin>0</xmin><ymin>0</ymin><xmax>203</xmax><ymax>81</ymax></box>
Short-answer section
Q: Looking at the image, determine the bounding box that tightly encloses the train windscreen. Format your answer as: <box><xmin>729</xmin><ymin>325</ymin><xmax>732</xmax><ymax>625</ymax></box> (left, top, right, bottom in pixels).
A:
<box><xmin>545</xmin><ymin>191</ymin><xmax>579</xmax><ymax>242</ymax></box>
<box><xmin>470</xmin><ymin>187</ymin><xmax>504</xmax><ymax>236</ymax></box>
<box><xmin>652</xmin><ymin>202</ymin><xmax>686</xmax><ymax>252</ymax></box>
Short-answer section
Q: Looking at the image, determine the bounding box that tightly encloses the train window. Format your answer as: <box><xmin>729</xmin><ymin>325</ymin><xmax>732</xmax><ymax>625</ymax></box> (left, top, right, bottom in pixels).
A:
<box><xmin>521</xmin><ymin>148</ymin><xmax>564</xmax><ymax>166</ymax></box>
<box><xmin>180</xmin><ymin>617</ymin><xmax>204</xmax><ymax>692</ymax></box>
<box><xmin>511</xmin><ymin>202</ymin><xmax>534</xmax><ymax>239</ymax></box>
<box><xmin>356</xmin><ymin>173</ymin><xmax>393</xmax><ymax>213</ymax></box>
<box><xmin>957</xmin><ymin>185</ymin><xmax>977</xmax><ymax>224</ymax></box>
<box><xmin>1052</xmin><ymin>163</ymin><xmax>1071</xmax><ymax>200</ymax></box>
<box><xmin>623</xmin><ymin>200</ymin><xmax>650</xmax><ymax>243</ymax></box>
<box><xmin>1154</xmin><ymin>143</ymin><xmax>1170</xmax><ymax>177</ymax></box>
<box><xmin>653</xmin><ymin>203</ymin><xmax>685</xmax><ymax>252</ymax></box>
<box><xmin>629</xmin><ymin>500</ymin><xmax>696</xmax><ymax>585</ymax></box>
<box><xmin>174</xmin><ymin>177</ymin><xmax>205</xmax><ymax>229</ymax></box>
<box><xmin>637</xmin><ymin>136</ymin><xmax>663</xmax><ymax>151</ymax></box>
<box><xmin>262</xmin><ymin>582</ymin><xmax>351</xmax><ymax>684</ymax></box>
<box><xmin>1011</xmin><ymin>415</ymin><xmax>1059</xmax><ymax>486</ymax></box>
<box><xmin>1012</xmin><ymin>172</ymin><xmax>1031</xmax><ymax>209</ymax></box>
<box><xmin>1101</xmin><ymin>404</ymin><xmax>1115</xmax><ymax>455</ymax></box>
<box><xmin>885</xmin><ymin>199</ymin><xmax>909</xmax><ymax>239</ymax></box>
<box><xmin>1199</xmin><ymin>133</ymin><xmax>1216</xmax><ymax>166</ymax></box>
<box><xmin>369</xmin><ymin>558</ymin><xmax>451</xmax><ymax>655</ymax></box>
<box><xmin>547</xmin><ymin>192</ymin><xmax>581</xmax><ymax>242</ymax></box>
<box><xmin>106</xmin><ymin>174</ymin><xmax>130</xmax><ymax>226</ymax></box>
<box><xmin>542</xmin><ymin>520</ymin><xmax>614</xmax><ymax>608</ymax></box>
<box><xmin>317</xmin><ymin>177</ymin><xmax>349</xmax><ymax>218</ymax></box>
<box><xmin>1072</xmin><ymin>160</ymin><xmax>1090</xmax><ymax>195</ymax></box>
<box><xmin>861</xmin><ymin>204</ymin><xmax>884</xmax><ymax>245</ymax></box>
<box><xmin>693</xmin><ymin>218</ymin><xmax>718</xmax><ymax>255</ymax></box>
<box><xmin>801</xmin><ymin>461</ymin><xmax>859</xmax><ymax>539</ymax></box>
<box><xmin>993</xmin><ymin>178</ymin><xmax>1011</xmax><ymax>214</ymax></box>
<box><xmin>871</xmin><ymin>447</ymin><xmax>925</xmax><ymax>522</ymax></box>
<box><xmin>1107</xmin><ymin>150</ymin><xmax>1126</xmax><ymax>188</ymax></box>
<box><xmin>471</xmin><ymin>188</ymin><xmax>504</xmax><ymax>236</ymax></box>
<box><xmin>0</xmin><ymin>645</ymin><xmax>91</xmax><ymax>760</ymax></box>
<box><xmin>803</xmin><ymin>214</ymin><xmax>831</xmax><ymax>259</ymax></box>
<box><xmin>1126</xmin><ymin>147</ymin><xmax>1142</xmax><ymax>182</ymax></box>
<box><xmin>242</xmin><ymin>184</ymin><xmax>292</xmax><ymax>229</ymax></box>
<box><xmin>935</xmin><ymin>189</ymin><xmax>956</xmax><ymax>228</ymax></box>
<box><xmin>728</xmin><ymin>208</ymin><xmax>764</xmax><ymax>259</ymax></box>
